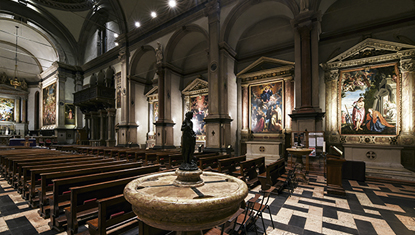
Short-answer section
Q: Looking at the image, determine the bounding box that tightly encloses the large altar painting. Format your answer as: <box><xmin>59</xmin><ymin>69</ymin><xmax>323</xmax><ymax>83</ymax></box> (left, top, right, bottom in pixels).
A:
<box><xmin>339</xmin><ymin>63</ymin><xmax>399</xmax><ymax>135</ymax></box>
<box><xmin>0</xmin><ymin>98</ymin><xmax>14</xmax><ymax>121</ymax></box>
<box><xmin>64</xmin><ymin>104</ymin><xmax>75</xmax><ymax>125</ymax></box>
<box><xmin>43</xmin><ymin>83</ymin><xmax>56</xmax><ymax>126</ymax></box>
<box><xmin>190</xmin><ymin>95</ymin><xmax>208</xmax><ymax>136</ymax></box>
<box><xmin>250</xmin><ymin>81</ymin><xmax>283</xmax><ymax>134</ymax></box>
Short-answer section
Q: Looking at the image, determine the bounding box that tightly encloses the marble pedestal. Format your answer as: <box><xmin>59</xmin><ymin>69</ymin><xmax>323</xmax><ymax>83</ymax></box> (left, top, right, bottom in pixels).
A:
<box><xmin>343</xmin><ymin>144</ymin><xmax>415</xmax><ymax>181</ymax></box>
<box><xmin>245</xmin><ymin>141</ymin><xmax>281</xmax><ymax>165</ymax></box>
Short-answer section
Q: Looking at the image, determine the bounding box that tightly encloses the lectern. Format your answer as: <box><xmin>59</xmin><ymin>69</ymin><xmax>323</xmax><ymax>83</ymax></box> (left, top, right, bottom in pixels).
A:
<box><xmin>326</xmin><ymin>146</ymin><xmax>346</xmax><ymax>195</ymax></box>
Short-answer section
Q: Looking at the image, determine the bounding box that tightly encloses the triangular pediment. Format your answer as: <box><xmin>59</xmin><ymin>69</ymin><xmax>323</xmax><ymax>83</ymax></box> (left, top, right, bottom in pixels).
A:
<box><xmin>145</xmin><ymin>86</ymin><xmax>158</xmax><ymax>97</ymax></box>
<box><xmin>237</xmin><ymin>57</ymin><xmax>294</xmax><ymax>78</ymax></box>
<box><xmin>182</xmin><ymin>77</ymin><xmax>208</xmax><ymax>95</ymax></box>
<box><xmin>327</xmin><ymin>38</ymin><xmax>415</xmax><ymax>63</ymax></box>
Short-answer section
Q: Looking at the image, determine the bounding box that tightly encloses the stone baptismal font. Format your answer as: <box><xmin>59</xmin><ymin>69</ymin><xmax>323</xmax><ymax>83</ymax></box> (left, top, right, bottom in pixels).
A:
<box><xmin>124</xmin><ymin>112</ymin><xmax>248</xmax><ymax>234</ymax></box>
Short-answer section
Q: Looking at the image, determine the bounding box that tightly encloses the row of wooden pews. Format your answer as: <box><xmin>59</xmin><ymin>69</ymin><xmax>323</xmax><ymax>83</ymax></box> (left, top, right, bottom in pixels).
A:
<box><xmin>1</xmin><ymin>146</ymin><xmax>294</xmax><ymax>235</ymax></box>
<box><xmin>0</xmin><ymin>147</ymin><xmax>172</xmax><ymax>235</ymax></box>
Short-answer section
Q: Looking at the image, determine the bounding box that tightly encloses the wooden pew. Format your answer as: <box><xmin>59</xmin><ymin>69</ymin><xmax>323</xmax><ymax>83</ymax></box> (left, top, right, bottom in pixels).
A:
<box><xmin>258</xmin><ymin>159</ymin><xmax>286</xmax><ymax>192</ymax></box>
<box><xmin>198</xmin><ymin>154</ymin><xmax>230</xmax><ymax>171</ymax></box>
<box><xmin>65</xmin><ymin>176</ymin><xmax>140</xmax><ymax>235</ymax></box>
<box><xmin>168</xmin><ymin>154</ymin><xmax>183</xmax><ymax>169</ymax></box>
<box><xmin>6</xmin><ymin>153</ymin><xmax>82</xmax><ymax>184</ymax></box>
<box><xmin>218</xmin><ymin>155</ymin><xmax>246</xmax><ymax>175</ymax></box>
<box><xmin>14</xmin><ymin>156</ymin><xmax>102</xmax><ymax>189</ymax></box>
<box><xmin>48</xmin><ymin>161</ymin><xmax>144</xmax><ymax>230</ymax></box>
<box><xmin>87</xmin><ymin>194</ymin><xmax>138</xmax><ymax>235</ymax></box>
<box><xmin>238</xmin><ymin>157</ymin><xmax>266</xmax><ymax>188</ymax></box>
<box><xmin>27</xmin><ymin>160</ymin><xmax>122</xmax><ymax>206</ymax></box>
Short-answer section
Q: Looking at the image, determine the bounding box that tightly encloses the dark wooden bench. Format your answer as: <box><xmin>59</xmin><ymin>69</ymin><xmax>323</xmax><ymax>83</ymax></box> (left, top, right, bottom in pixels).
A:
<box><xmin>64</xmin><ymin>176</ymin><xmax>140</xmax><ymax>235</ymax></box>
<box><xmin>238</xmin><ymin>157</ymin><xmax>266</xmax><ymax>188</ymax></box>
<box><xmin>48</xmin><ymin>161</ymin><xmax>144</xmax><ymax>230</ymax></box>
<box><xmin>218</xmin><ymin>155</ymin><xmax>246</xmax><ymax>175</ymax></box>
<box><xmin>27</xmin><ymin>160</ymin><xmax>122</xmax><ymax>206</ymax></box>
<box><xmin>199</xmin><ymin>154</ymin><xmax>230</xmax><ymax>171</ymax></box>
<box><xmin>14</xmin><ymin>156</ymin><xmax>102</xmax><ymax>189</ymax></box>
<box><xmin>86</xmin><ymin>194</ymin><xmax>138</xmax><ymax>235</ymax></box>
<box><xmin>258</xmin><ymin>159</ymin><xmax>287</xmax><ymax>192</ymax></box>
<box><xmin>38</xmin><ymin>164</ymin><xmax>155</xmax><ymax>220</ymax></box>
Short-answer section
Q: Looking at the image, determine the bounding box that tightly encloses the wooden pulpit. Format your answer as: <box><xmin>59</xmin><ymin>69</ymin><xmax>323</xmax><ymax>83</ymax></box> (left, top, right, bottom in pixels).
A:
<box><xmin>326</xmin><ymin>146</ymin><xmax>346</xmax><ymax>196</ymax></box>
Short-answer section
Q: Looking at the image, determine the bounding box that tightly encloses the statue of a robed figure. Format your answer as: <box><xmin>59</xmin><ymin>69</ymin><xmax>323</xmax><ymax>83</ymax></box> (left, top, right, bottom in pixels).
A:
<box><xmin>180</xmin><ymin>111</ymin><xmax>198</xmax><ymax>171</ymax></box>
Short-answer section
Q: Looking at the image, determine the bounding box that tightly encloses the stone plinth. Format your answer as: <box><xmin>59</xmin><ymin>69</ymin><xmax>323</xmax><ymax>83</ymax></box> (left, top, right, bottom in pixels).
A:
<box><xmin>245</xmin><ymin>141</ymin><xmax>281</xmax><ymax>164</ymax></box>
<box><xmin>343</xmin><ymin>144</ymin><xmax>415</xmax><ymax>181</ymax></box>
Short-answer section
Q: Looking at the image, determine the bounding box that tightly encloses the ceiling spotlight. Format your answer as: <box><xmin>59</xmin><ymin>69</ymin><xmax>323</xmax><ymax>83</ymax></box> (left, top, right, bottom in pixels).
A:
<box><xmin>168</xmin><ymin>0</ymin><xmax>176</xmax><ymax>7</ymax></box>
<box><xmin>135</xmin><ymin>21</ymin><xmax>141</xmax><ymax>28</ymax></box>
<box><xmin>114</xmin><ymin>33</ymin><xmax>119</xmax><ymax>38</ymax></box>
<box><xmin>151</xmin><ymin>11</ymin><xmax>157</xmax><ymax>18</ymax></box>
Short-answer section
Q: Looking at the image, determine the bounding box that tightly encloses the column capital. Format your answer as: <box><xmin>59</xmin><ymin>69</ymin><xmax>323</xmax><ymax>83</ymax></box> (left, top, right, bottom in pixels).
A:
<box><xmin>400</xmin><ymin>57</ymin><xmax>415</xmax><ymax>72</ymax></box>
<box><xmin>291</xmin><ymin>10</ymin><xmax>321</xmax><ymax>29</ymax></box>
<box><xmin>324</xmin><ymin>69</ymin><xmax>340</xmax><ymax>82</ymax></box>
<box><xmin>56</xmin><ymin>72</ymin><xmax>67</xmax><ymax>83</ymax></box>
<box><xmin>118</xmin><ymin>47</ymin><xmax>128</xmax><ymax>63</ymax></box>
<box><xmin>204</xmin><ymin>0</ymin><xmax>220</xmax><ymax>19</ymax></box>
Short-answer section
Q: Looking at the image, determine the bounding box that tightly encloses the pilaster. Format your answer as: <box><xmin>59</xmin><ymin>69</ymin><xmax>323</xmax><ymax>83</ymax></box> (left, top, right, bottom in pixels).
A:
<box><xmin>154</xmin><ymin>43</ymin><xmax>175</xmax><ymax>149</ymax></box>
<box><xmin>106</xmin><ymin>108</ymin><xmax>116</xmax><ymax>147</ymax></box>
<box><xmin>399</xmin><ymin>56</ymin><xmax>415</xmax><ymax>145</ymax></box>
<box><xmin>289</xmin><ymin>10</ymin><xmax>324</xmax><ymax>132</ymax></box>
<box><xmin>204</xmin><ymin>0</ymin><xmax>233</xmax><ymax>153</ymax></box>
<box><xmin>57</xmin><ymin>73</ymin><xmax>67</xmax><ymax>129</ymax></box>
<box><xmin>74</xmin><ymin>72</ymin><xmax>84</xmax><ymax>128</ymax></box>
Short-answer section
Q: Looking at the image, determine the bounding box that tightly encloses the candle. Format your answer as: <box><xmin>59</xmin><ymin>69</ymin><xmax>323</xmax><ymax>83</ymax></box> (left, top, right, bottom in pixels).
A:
<box><xmin>323</xmin><ymin>142</ymin><xmax>326</xmax><ymax>153</ymax></box>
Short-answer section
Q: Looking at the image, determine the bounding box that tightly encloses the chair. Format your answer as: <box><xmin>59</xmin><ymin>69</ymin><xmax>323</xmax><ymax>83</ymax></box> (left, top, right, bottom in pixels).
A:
<box><xmin>204</xmin><ymin>207</ymin><xmax>245</xmax><ymax>235</ymax></box>
<box><xmin>233</xmin><ymin>200</ymin><xmax>259</xmax><ymax>235</ymax></box>
<box><xmin>248</xmin><ymin>186</ymin><xmax>275</xmax><ymax>234</ymax></box>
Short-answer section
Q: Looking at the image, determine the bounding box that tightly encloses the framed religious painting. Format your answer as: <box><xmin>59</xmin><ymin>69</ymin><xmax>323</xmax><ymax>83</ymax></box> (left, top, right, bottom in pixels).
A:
<box><xmin>189</xmin><ymin>94</ymin><xmax>208</xmax><ymax>137</ymax></box>
<box><xmin>0</xmin><ymin>98</ymin><xmax>15</xmax><ymax>122</ymax></box>
<box><xmin>338</xmin><ymin>63</ymin><xmax>400</xmax><ymax>136</ymax></box>
<box><xmin>43</xmin><ymin>83</ymin><xmax>57</xmax><ymax>126</ymax></box>
<box><xmin>250</xmin><ymin>81</ymin><xmax>284</xmax><ymax>135</ymax></box>
<box><xmin>64</xmin><ymin>104</ymin><xmax>75</xmax><ymax>125</ymax></box>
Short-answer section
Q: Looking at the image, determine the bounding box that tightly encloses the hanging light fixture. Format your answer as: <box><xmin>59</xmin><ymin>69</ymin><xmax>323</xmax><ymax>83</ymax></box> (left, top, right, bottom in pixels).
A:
<box><xmin>10</xmin><ymin>26</ymin><xmax>22</xmax><ymax>89</ymax></box>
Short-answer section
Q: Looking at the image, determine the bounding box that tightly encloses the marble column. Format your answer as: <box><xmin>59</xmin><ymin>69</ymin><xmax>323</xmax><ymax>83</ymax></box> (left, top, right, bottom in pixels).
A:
<box><xmin>99</xmin><ymin>109</ymin><xmax>106</xmax><ymax>146</ymax></box>
<box><xmin>203</xmin><ymin>0</ymin><xmax>233</xmax><ymax>153</ymax></box>
<box><xmin>117</xmin><ymin>47</ymin><xmax>130</xmax><ymax>146</ymax></box>
<box><xmin>90</xmin><ymin>111</ymin><xmax>99</xmax><ymax>146</ymax></box>
<box><xmin>154</xmin><ymin>66</ymin><xmax>175</xmax><ymax>149</ymax></box>
<box><xmin>57</xmin><ymin>73</ymin><xmax>67</xmax><ymax>128</ymax></box>
<box><xmin>106</xmin><ymin>108</ymin><xmax>116</xmax><ymax>147</ymax></box>
<box><xmin>289</xmin><ymin>10</ymin><xmax>324</xmax><ymax>132</ymax></box>
<box><xmin>21</xmin><ymin>97</ymin><xmax>27</xmax><ymax>123</ymax></box>
<box><xmin>74</xmin><ymin>72</ymin><xmax>84</xmax><ymax>128</ymax></box>
<box><xmin>84</xmin><ymin>113</ymin><xmax>91</xmax><ymax>140</ymax></box>
<box><xmin>323</xmin><ymin>69</ymin><xmax>340</xmax><ymax>143</ymax></box>
<box><xmin>15</xmin><ymin>98</ymin><xmax>20</xmax><ymax>123</ymax></box>
<box><xmin>399</xmin><ymin>56</ymin><xmax>415</xmax><ymax>145</ymax></box>
<box><xmin>241</xmin><ymin>85</ymin><xmax>249</xmax><ymax>139</ymax></box>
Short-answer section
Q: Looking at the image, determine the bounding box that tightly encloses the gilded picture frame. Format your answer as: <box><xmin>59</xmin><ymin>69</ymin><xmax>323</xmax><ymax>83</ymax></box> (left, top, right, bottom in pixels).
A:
<box><xmin>249</xmin><ymin>80</ymin><xmax>284</xmax><ymax>136</ymax></box>
<box><xmin>338</xmin><ymin>63</ymin><xmax>400</xmax><ymax>136</ymax></box>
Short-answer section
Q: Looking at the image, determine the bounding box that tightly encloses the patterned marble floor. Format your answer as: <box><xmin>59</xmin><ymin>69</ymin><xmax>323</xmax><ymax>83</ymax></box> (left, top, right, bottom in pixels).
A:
<box><xmin>1</xmin><ymin>174</ymin><xmax>415</xmax><ymax>235</ymax></box>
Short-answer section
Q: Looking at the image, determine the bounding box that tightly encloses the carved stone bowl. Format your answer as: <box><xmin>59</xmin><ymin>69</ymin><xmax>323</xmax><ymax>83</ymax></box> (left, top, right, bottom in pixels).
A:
<box><xmin>124</xmin><ymin>171</ymin><xmax>248</xmax><ymax>232</ymax></box>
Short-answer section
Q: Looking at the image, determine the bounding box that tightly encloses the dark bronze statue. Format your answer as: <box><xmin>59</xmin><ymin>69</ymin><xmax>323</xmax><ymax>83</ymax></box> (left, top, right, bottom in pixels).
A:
<box><xmin>180</xmin><ymin>111</ymin><xmax>198</xmax><ymax>171</ymax></box>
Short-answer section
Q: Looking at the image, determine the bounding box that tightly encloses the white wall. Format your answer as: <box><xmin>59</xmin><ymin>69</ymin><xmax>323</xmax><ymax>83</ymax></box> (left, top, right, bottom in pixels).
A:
<box><xmin>27</xmin><ymin>87</ymin><xmax>40</xmax><ymax>130</ymax></box>
<box><xmin>171</xmin><ymin>72</ymin><xmax>183</xmax><ymax>147</ymax></box>
<box><xmin>134</xmin><ymin>83</ymin><xmax>148</xmax><ymax>146</ymax></box>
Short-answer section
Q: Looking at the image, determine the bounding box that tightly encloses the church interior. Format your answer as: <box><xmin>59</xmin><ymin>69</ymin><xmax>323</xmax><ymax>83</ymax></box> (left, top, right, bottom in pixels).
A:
<box><xmin>1</xmin><ymin>0</ymin><xmax>415</xmax><ymax>234</ymax></box>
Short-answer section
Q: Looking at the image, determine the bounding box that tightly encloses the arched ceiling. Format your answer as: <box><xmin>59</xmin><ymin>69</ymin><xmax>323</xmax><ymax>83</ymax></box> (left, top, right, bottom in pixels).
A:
<box><xmin>0</xmin><ymin>19</ymin><xmax>58</xmax><ymax>83</ymax></box>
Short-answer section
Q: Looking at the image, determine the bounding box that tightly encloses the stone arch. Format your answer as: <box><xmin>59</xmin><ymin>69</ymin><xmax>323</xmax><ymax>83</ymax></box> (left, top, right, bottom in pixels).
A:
<box><xmin>165</xmin><ymin>24</ymin><xmax>209</xmax><ymax>74</ymax></box>
<box><xmin>129</xmin><ymin>45</ymin><xmax>157</xmax><ymax>81</ymax></box>
<box><xmin>221</xmin><ymin>0</ymin><xmax>296</xmax><ymax>50</ymax></box>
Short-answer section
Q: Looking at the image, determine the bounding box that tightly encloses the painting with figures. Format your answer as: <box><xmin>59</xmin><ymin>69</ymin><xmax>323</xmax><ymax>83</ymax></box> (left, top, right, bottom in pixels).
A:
<box><xmin>43</xmin><ymin>83</ymin><xmax>56</xmax><ymax>126</ymax></box>
<box><xmin>0</xmin><ymin>98</ymin><xmax>14</xmax><ymax>122</ymax></box>
<box><xmin>250</xmin><ymin>81</ymin><xmax>283</xmax><ymax>134</ymax></box>
<box><xmin>190</xmin><ymin>95</ymin><xmax>208</xmax><ymax>136</ymax></box>
<box><xmin>65</xmin><ymin>104</ymin><xmax>75</xmax><ymax>125</ymax></box>
<box><xmin>339</xmin><ymin>63</ymin><xmax>399</xmax><ymax>135</ymax></box>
